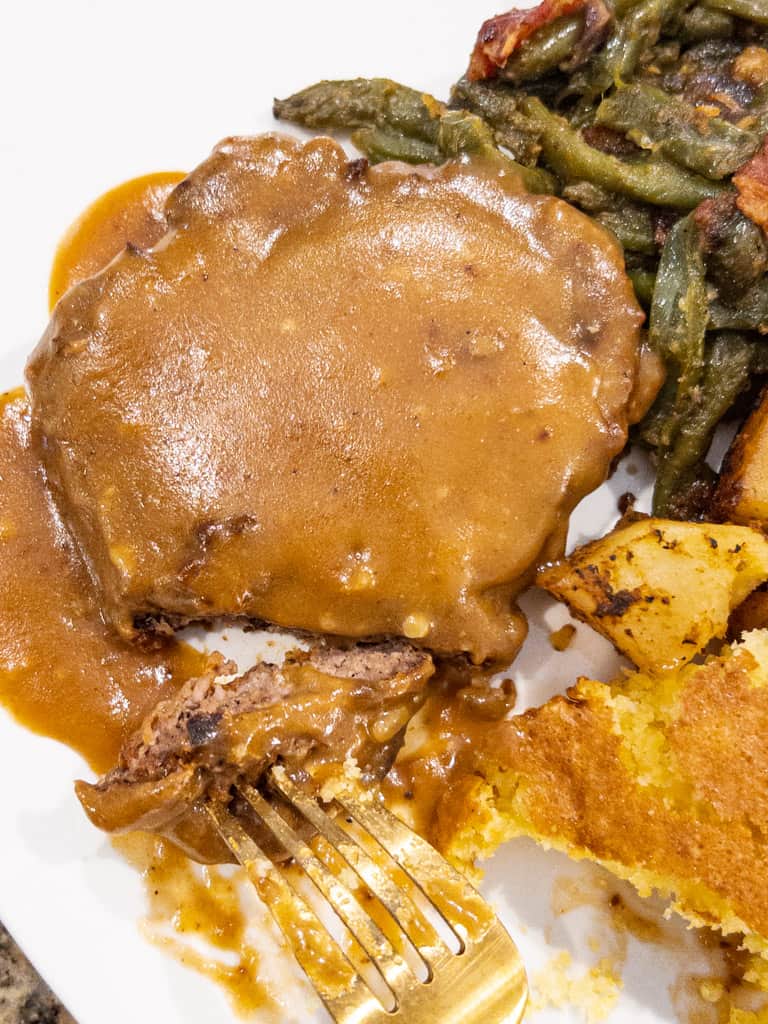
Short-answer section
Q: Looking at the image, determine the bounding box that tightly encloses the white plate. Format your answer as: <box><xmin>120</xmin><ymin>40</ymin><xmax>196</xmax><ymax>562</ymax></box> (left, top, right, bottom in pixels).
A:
<box><xmin>0</xmin><ymin>3</ymin><xmax>726</xmax><ymax>1022</ymax></box>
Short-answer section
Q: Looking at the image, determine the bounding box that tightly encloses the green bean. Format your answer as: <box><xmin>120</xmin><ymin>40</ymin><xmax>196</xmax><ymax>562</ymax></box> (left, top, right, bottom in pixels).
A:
<box><xmin>274</xmin><ymin>79</ymin><xmax>443</xmax><ymax>143</ymax></box>
<box><xmin>604</xmin><ymin>0</ymin><xmax>666</xmax><ymax>83</ymax></box>
<box><xmin>595</xmin><ymin>207</ymin><xmax>657</xmax><ymax>252</ymax></box>
<box><xmin>351</xmin><ymin>129</ymin><xmax>442</xmax><ymax>165</ymax></box>
<box><xmin>654</xmin><ymin>333</ymin><xmax>765</xmax><ymax>517</ymax></box>
<box><xmin>436</xmin><ymin>111</ymin><xmax>558</xmax><ymax>193</ymax></box>
<box><xmin>519</xmin><ymin>96</ymin><xmax>725</xmax><ymax>207</ymax></box>
<box><xmin>352</xmin><ymin>113</ymin><xmax>556</xmax><ymax>193</ymax></box>
<box><xmin>748</xmin><ymin>84</ymin><xmax>768</xmax><ymax>138</ymax></box>
<box><xmin>680</xmin><ymin>4</ymin><xmax>735</xmax><ymax>41</ymax></box>
<box><xmin>435</xmin><ymin>109</ymin><xmax>504</xmax><ymax>158</ymax></box>
<box><xmin>703</xmin><ymin>0</ymin><xmax>768</xmax><ymax>25</ymax></box>
<box><xmin>579</xmin><ymin>0</ymin><xmax>689</xmax><ymax>101</ymax></box>
<box><xmin>648</xmin><ymin>213</ymin><xmax>709</xmax><ymax>447</ymax></box>
<box><xmin>650</xmin><ymin>214</ymin><xmax>708</xmax><ymax>372</ymax></box>
<box><xmin>612</xmin><ymin>0</ymin><xmax>647</xmax><ymax>16</ymax></box>
<box><xmin>627</xmin><ymin>267</ymin><xmax>657</xmax><ymax>305</ymax></box>
<box><xmin>276</xmin><ymin>78</ymin><xmax>556</xmax><ymax>191</ymax></box>
<box><xmin>500</xmin><ymin>14</ymin><xmax>585</xmax><ymax>82</ymax></box>
<box><xmin>562</xmin><ymin>180</ymin><xmax>622</xmax><ymax>211</ymax></box>
<box><xmin>705</xmin><ymin>209</ymin><xmax>768</xmax><ymax>299</ymax></box>
<box><xmin>596</xmin><ymin>83</ymin><xmax>760</xmax><ymax>179</ymax></box>
<box><xmin>709</xmin><ymin>277</ymin><xmax>768</xmax><ymax>330</ymax></box>
<box><xmin>450</xmin><ymin>78</ymin><xmax>542</xmax><ymax>164</ymax></box>
<box><xmin>638</xmin><ymin>374</ymin><xmax>678</xmax><ymax>449</ymax></box>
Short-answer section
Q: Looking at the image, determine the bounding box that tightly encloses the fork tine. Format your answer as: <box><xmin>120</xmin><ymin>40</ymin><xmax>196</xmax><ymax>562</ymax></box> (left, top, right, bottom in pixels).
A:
<box><xmin>268</xmin><ymin>769</ymin><xmax>442</xmax><ymax>962</ymax></box>
<box><xmin>237</xmin><ymin>782</ymin><xmax>413</xmax><ymax>1001</ymax></box>
<box><xmin>336</xmin><ymin>794</ymin><xmax>495</xmax><ymax>943</ymax></box>
<box><xmin>208</xmin><ymin>786</ymin><xmax>527</xmax><ymax>1024</ymax></box>
<box><xmin>205</xmin><ymin>799</ymin><xmax>370</xmax><ymax>1014</ymax></box>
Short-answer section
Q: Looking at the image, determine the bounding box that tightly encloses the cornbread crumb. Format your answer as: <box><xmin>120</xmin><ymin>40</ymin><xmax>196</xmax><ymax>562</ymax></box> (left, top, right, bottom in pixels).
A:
<box><xmin>746</xmin><ymin>955</ymin><xmax>768</xmax><ymax>989</ymax></box>
<box><xmin>316</xmin><ymin>756</ymin><xmax>366</xmax><ymax>803</ymax></box>
<box><xmin>699</xmin><ymin>978</ymin><xmax>725</xmax><ymax>1002</ymax></box>
<box><xmin>729</xmin><ymin>1009</ymin><xmax>768</xmax><ymax>1024</ymax></box>
<box><xmin>527</xmin><ymin>950</ymin><xmax>622</xmax><ymax>1022</ymax></box>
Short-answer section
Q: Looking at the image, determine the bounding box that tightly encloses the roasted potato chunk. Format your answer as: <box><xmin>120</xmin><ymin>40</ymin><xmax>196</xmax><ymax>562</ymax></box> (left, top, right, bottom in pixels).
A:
<box><xmin>714</xmin><ymin>388</ymin><xmax>768</xmax><ymax>527</ymax></box>
<box><xmin>538</xmin><ymin>516</ymin><xmax>768</xmax><ymax>673</ymax></box>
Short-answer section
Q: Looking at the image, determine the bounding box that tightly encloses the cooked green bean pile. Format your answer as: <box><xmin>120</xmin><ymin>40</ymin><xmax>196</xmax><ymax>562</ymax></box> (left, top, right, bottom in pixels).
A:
<box><xmin>274</xmin><ymin>0</ymin><xmax>768</xmax><ymax>519</ymax></box>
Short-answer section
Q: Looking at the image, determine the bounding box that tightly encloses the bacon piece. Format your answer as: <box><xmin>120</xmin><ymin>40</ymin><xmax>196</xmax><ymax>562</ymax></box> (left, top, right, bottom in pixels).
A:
<box><xmin>735</xmin><ymin>139</ymin><xmax>768</xmax><ymax>232</ymax></box>
<box><xmin>467</xmin><ymin>0</ymin><xmax>608</xmax><ymax>81</ymax></box>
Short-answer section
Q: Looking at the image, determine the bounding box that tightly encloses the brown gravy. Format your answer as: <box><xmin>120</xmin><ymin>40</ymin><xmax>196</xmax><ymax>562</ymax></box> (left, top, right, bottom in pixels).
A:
<box><xmin>29</xmin><ymin>135</ymin><xmax>652</xmax><ymax>664</ymax></box>
<box><xmin>0</xmin><ymin>387</ymin><xmax>209</xmax><ymax>772</ymax></box>
<box><xmin>115</xmin><ymin>833</ymin><xmax>274</xmax><ymax>1016</ymax></box>
<box><xmin>382</xmin><ymin>672</ymin><xmax>517</xmax><ymax>836</ymax></box>
<box><xmin>0</xmin><ymin>171</ymin><xmax>212</xmax><ymax>772</ymax></box>
<box><xmin>48</xmin><ymin>171</ymin><xmax>185</xmax><ymax>311</ymax></box>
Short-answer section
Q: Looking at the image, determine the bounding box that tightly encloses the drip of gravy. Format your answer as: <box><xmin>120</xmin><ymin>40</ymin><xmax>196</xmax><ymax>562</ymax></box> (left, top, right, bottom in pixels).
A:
<box><xmin>115</xmin><ymin>834</ymin><xmax>275</xmax><ymax>1017</ymax></box>
<box><xmin>0</xmin><ymin>171</ymin><xmax>203</xmax><ymax>773</ymax></box>
<box><xmin>551</xmin><ymin>872</ymin><xmax>665</xmax><ymax>950</ymax></box>
<box><xmin>48</xmin><ymin>171</ymin><xmax>185</xmax><ymax>310</ymax></box>
<box><xmin>0</xmin><ymin>389</ymin><xmax>208</xmax><ymax>772</ymax></box>
<box><xmin>383</xmin><ymin>669</ymin><xmax>517</xmax><ymax>837</ymax></box>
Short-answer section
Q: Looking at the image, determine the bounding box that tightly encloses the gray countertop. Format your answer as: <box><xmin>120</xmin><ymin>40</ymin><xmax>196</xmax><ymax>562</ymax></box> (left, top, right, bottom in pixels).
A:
<box><xmin>0</xmin><ymin>923</ymin><xmax>74</xmax><ymax>1024</ymax></box>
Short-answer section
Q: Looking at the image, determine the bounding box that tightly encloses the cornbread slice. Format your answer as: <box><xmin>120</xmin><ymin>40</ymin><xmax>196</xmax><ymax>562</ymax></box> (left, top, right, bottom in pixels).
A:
<box><xmin>436</xmin><ymin>630</ymin><xmax>768</xmax><ymax>959</ymax></box>
<box><xmin>538</xmin><ymin>516</ymin><xmax>768</xmax><ymax>673</ymax></box>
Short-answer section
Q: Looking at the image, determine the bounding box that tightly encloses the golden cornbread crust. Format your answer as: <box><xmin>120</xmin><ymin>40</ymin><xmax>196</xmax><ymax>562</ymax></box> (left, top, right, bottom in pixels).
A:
<box><xmin>434</xmin><ymin>631</ymin><xmax>768</xmax><ymax>953</ymax></box>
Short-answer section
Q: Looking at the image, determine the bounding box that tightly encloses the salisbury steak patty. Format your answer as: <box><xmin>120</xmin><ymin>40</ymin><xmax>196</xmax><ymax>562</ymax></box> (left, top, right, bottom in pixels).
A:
<box><xmin>76</xmin><ymin>641</ymin><xmax>433</xmax><ymax>862</ymax></box>
<box><xmin>28</xmin><ymin>133</ymin><xmax>655</xmax><ymax>662</ymax></box>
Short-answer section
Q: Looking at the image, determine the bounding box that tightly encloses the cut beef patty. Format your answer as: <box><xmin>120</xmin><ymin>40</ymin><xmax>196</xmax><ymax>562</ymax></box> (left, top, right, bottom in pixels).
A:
<box><xmin>28</xmin><ymin>133</ymin><xmax>657</xmax><ymax>663</ymax></box>
<box><xmin>76</xmin><ymin>641</ymin><xmax>433</xmax><ymax>862</ymax></box>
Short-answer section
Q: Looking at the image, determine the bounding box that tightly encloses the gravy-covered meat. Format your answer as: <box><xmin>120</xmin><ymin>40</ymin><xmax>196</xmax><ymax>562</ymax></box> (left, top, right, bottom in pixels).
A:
<box><xmin>76</xmin><ymin>642</ymin><xmax>433</xmax><ymax>862</ymax></box>
<box><xmin>28</xmin><ymin>133</ymin><xmax>653</xmax><ymax>663</ymax></box>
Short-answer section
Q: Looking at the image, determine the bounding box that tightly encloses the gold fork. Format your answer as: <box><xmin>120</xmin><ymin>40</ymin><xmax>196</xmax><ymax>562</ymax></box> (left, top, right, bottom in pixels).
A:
<box><xmin>206</xmin><ymin>769</ymin><xmax>527</xmax><ymax>1023</ymax></box>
